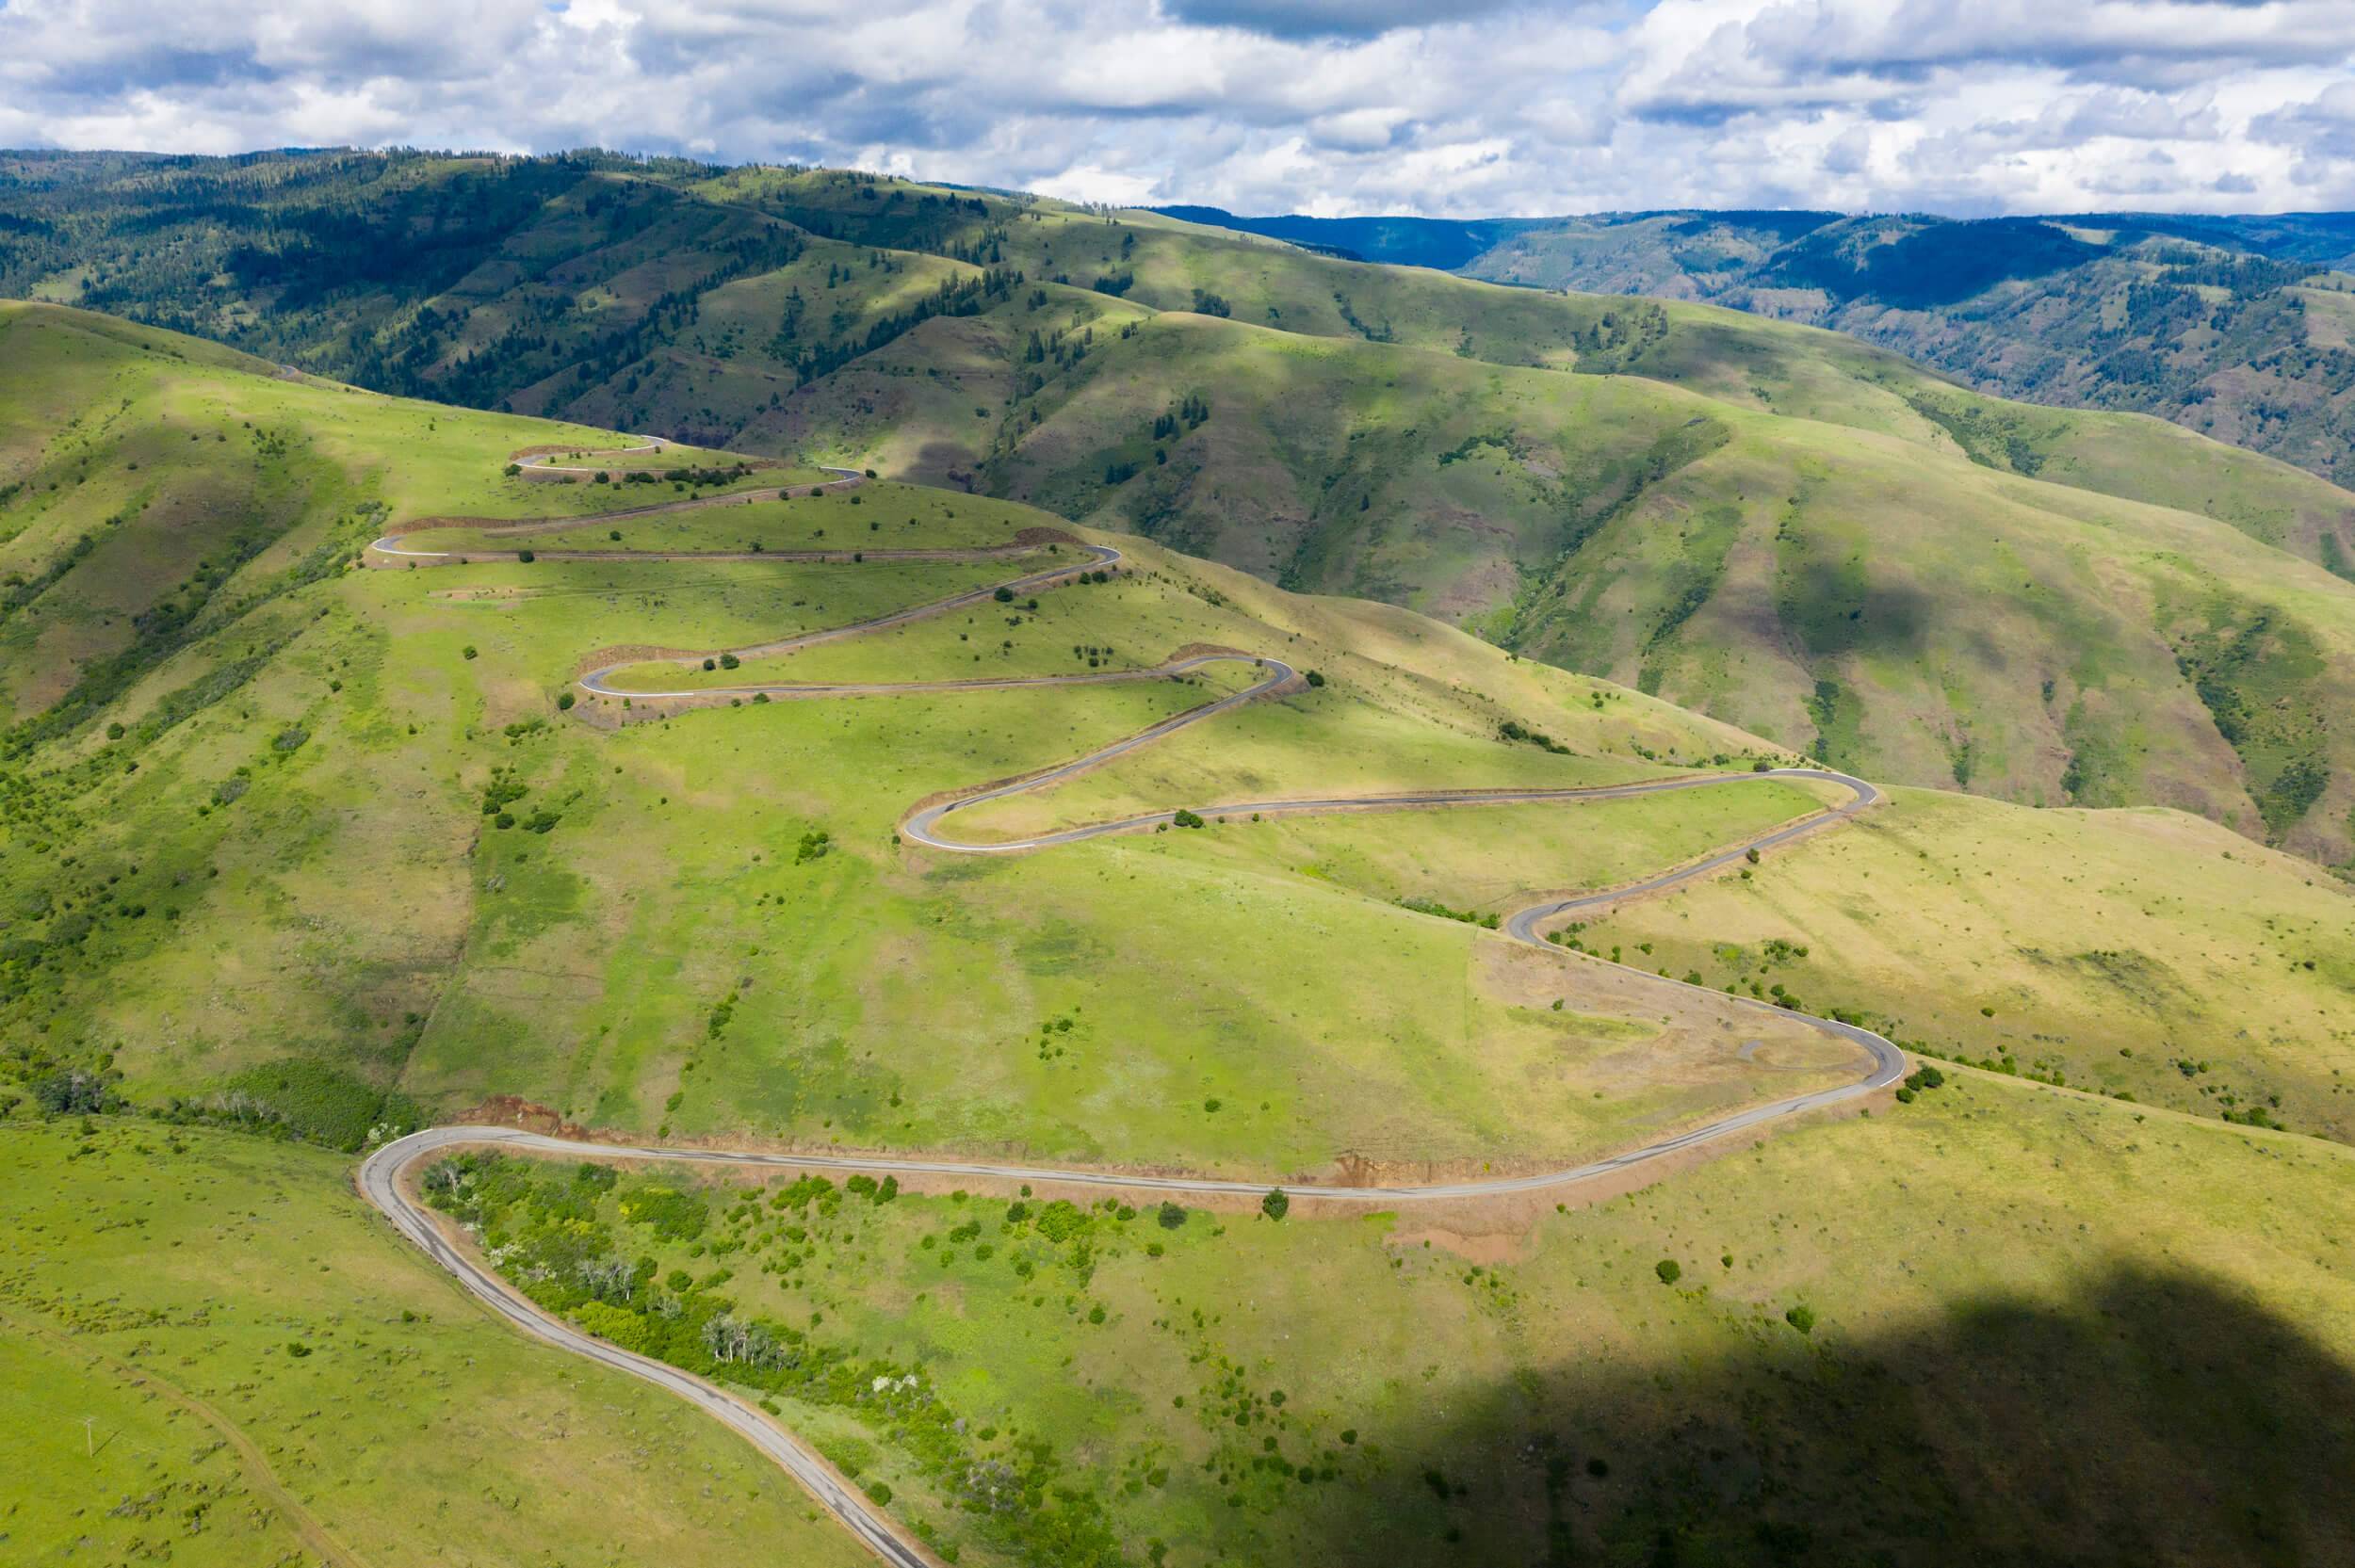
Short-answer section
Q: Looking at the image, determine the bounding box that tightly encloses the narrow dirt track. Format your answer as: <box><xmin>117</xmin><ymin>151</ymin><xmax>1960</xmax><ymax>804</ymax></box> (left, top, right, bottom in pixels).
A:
<box><xmin>360</xmin><ymin>437</ymin><xmax>1908</xmax><ymax>1568</ymax></box>
<box><xmin>0</xmin><ymin>1305</ymin><xmax>375</xmax><ymax>1568</ymax></box>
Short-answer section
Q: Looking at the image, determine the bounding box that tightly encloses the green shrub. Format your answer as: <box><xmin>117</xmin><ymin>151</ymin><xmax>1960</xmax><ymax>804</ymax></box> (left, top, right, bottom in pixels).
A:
<box><xmin>1261</xmin><ymin>1188</ymin><xmax>1290</xmax><ymax>1220</ymax></box>
<box><xmin>1655</xmin><ymin>1258</ymin><xmax>1682</xmax><ymax>1285</ymax></box>
<box><xmin>617</xmin><ymin>1185</ymin><xmax>709</xmax><ymax>1241</ymax></box>
<box><xmin>1785</xmin><ymin>1304</ymin><xmax>1816</xmax><ymax>1334</ymax></box>
<box><xmin>212</xmin><ymin>1059</ymin><xmax>420</xmax><ymax>1152</ymax></box>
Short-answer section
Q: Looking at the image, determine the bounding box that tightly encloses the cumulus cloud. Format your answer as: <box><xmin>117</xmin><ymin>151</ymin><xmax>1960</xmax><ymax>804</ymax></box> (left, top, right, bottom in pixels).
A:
<box><xmin>1162</xmin><ymin>0</ymin><xmax>1529</xmax><ymax>40</ymax></box>
<box><xmin>0</xmin><ymin>0</ymin><xmax>2346</xmax><ymax>215</ymax></box>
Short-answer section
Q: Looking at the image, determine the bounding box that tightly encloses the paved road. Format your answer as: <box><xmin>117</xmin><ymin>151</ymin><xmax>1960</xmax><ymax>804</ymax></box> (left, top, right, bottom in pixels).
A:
<box><xmin>357</xmin><ymin>436</ymin><xmax>1908</xmax><ymax>1568</ymax></box>
<box><xmin>575</xmin><ymin>543</ymin><xmax>1126</xmax><ymax>696</ymax></box>
<box><xmin>356</xmin><ymin>1132</ymin><xmax>932</xmax><ymax>1568</ymax></box>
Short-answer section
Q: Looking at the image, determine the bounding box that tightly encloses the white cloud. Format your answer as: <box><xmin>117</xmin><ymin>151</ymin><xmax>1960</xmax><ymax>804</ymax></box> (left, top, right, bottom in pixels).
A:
<box><xmin>0</xmin><ymin>0</ymin><xmax>2347</xmax><ymax>215</ymax></box>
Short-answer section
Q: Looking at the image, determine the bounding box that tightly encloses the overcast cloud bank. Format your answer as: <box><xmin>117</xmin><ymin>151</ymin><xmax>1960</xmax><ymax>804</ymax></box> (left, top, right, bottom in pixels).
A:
<box><xmin>2</xmin><ymin>0</ymin><xmax>2350</xmax><ymax>216</ymax></box>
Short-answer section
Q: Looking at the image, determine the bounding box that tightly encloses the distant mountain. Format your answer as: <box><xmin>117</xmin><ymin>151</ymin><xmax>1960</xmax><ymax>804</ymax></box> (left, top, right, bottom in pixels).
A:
<box><xmin>1149</xmin><ymin>205</ymin><xmax>1550</xmax><ymax>269</ymax></box>
<box><xmin>1162</xmin><ymin>203</ymin><xmax>2355</xmax><ymax>491</ymax></box>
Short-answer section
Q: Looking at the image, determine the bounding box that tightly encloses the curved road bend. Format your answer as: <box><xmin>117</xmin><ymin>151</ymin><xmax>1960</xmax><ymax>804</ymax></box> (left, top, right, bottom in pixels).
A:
<box><xmin>381</xmin><ymin>445</ymin><xmax>867</xmax><ymax>547</ymax></box>
<box><xmin>357</xmin><ymin>1134</ymin><xmax>930</xmax><ymax>1568</ymax></box>
<box><xmin>574</xmin><ymin>543</ymin><xmax>1125</xmax><ymax>693</ymax></box>
<box><xmin>358</xmin><ymin>437</ymin><xmax>1908</xmax><ymax>1566</ymax></box>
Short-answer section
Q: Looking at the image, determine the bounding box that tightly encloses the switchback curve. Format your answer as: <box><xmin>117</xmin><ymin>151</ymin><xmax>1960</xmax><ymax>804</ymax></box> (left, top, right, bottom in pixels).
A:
<box><xmin>369</xmin><ymin>435</ymin><xmax>1907</xmax><ymax>1180</ymax></box>
<box><xmin>359</xmin><ymin>436</ymin><xmax>1910</xmax><ymax>1568</ymax></box>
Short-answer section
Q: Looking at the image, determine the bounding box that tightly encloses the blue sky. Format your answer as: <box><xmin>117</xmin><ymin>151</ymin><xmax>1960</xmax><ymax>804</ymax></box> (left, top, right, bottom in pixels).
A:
<box><xmin>2</xmin><ymin>0</ymin><xmax>2350</xmax><ymax>216</ymax></box>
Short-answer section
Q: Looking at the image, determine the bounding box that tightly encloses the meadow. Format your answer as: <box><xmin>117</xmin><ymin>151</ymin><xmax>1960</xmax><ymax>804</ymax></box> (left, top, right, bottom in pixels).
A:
<box><xmin>3</xmin><ymin>216</ymin><xmax>2355</xmax><ymax>1568</ymax></box>
<box><xmin>416</xmin><ymin>1065</ymin><xmax>2355</xmax><ymax>1567</ymax></box>
<box><xmin>0</xmin><ymin>1118</ymin><xmax>872</xmax><ymax>1568</ymax></box>
<box><xmin>3</xmin><ymin>300</ymin><xmax>2346</xmax><ymax>1191</ymax></box>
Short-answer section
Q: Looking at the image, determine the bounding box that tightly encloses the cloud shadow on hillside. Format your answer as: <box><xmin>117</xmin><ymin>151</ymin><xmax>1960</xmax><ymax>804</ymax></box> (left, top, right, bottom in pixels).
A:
<box><xmin>1295</xmin><ymin>1262</ymin><xmax>2355</xmax><ymax>1566</ymax></box>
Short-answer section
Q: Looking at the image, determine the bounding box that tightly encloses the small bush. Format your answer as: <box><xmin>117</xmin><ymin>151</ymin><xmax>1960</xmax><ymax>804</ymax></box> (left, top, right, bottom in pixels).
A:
<box><xmin>1785</xmin><ymin>1304</ymin><xmax>1816</xmax><ymax>1334</ymax></box>
<box><xmin>1655</xmin><ymin>1259</ymin><xmax>1682</xmax><ymax>1285</ymax></box>
<box><xmin>212</xmin><ymin>1059</ymin><xmax>421</xmax><ymax>1151</ymax></box>
<box><xmin>1261</xmin><ymin>1188</ymin><xmax>1290</xmax><ymax>1220</ymax></box>
<box><xmin>556</xmin><ymin>691</ymin><xmax>576</xmax><ymax>711</ymax></box>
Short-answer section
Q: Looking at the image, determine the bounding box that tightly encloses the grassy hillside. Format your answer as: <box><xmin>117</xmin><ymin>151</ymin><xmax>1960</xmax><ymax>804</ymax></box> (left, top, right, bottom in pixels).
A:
<box><xmin>11</xmin><ymin>154</ymin><xmax>2355</xmax><ymax>860</ymax></box>
<box><xmin>419</xmin><ymin>1073</ymin><xmax>2355</xmax><ymax>1568</ymax></box>
<box><xmin>943</xmin><ymin>310</ymin><xmax>2355</xmax><ymax>864</ymax></box>
<box><xmin>4</xmin><ymin>299</ymin><xmax>2355</xmax><ymax>1568</ymax></box>
<box><xmin>1442</xmin><ymin>209</ymin><xmax>2355</xmax><ymax>493</ymax></box>
<box><xmin>0</xmin><ymin>1118</ymin><xmax>872</xmax><ymax>1568</ymax></box>
<box><xmin>1</xmin><ymin>301</ymin><xmax>2347</xmax><ymax>1174</ymax></box>
<box><xmin>3</xmin><ymin>302</ymin><xmax>1879</xmax><ymax>1184</ymax></box>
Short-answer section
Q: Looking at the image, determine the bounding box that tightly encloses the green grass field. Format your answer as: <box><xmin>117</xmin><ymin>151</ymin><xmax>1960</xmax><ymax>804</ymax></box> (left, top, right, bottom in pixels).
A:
<box><xmin>3</xmin><ymin>301</ymin><xmax>2345</xmax><ymax>1183</ymax></box>
<box><xmin>1571</xmin><ymin>784</ymin><xmax>2355</xmax><ymax>1140</ymax></box>
<box><xmin>953</xmin><ymin>307</ymin><xmax>2355</xmax><ymax>864</ymax></box>
<box><xmin>18</xmin><ymin>155</ymin><xmax>2355</xmax><ymax>855</ymax></box>
<box><xmin>421</xmin><ymin>1068</ymin><xmax>2355</xmax><ymax>1567</ymax></box>
<box><xmin>401</xmin><ymin>480</ymin><xmax>1028</xmax><ymax>556</ymax></box>
<box><xmin>7</xmin><ymin>229</ymin><xmax>2355</xmax><ymax>1568</ymax></box>
<box><xmin>0</xmin><ymin>1119</ymin><xmax>872</xmax><ymax>1568</ymax></box>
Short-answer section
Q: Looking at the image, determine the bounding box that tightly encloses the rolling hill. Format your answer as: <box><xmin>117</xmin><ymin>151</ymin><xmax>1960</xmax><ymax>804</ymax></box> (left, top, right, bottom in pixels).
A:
<box><xmin>4</xmin><ymin>299</ymin><xmax>2355</xmax><ymax>1568</ymax></box>
<box><xmin>0</xmin><ymin>297</ymin><xmax>2347</xmax><ymax>1156</ymax></box>
<box><xmin>1178</xmin><ymin>203</ymin><xmax>2355</xmax><ymax>494</ymax></box>
<box><xmin>14</xmin><ymin>152</ymin><xmax>2355</xmax><ymax>865</ymax></box>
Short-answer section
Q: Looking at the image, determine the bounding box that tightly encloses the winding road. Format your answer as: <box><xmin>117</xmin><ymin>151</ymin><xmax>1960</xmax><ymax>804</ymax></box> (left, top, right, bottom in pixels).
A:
<box><xmin>359</xmin><ymin>438</ymin><xmax>1908</xmax><ymax>1568</ymax></box>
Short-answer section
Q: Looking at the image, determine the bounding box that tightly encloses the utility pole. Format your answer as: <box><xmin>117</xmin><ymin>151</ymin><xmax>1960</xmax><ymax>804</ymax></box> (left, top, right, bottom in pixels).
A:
<box><xmin>81</xmin><ymin>1415</ymin><xmax>95</xmax><ymax>1457</ymax></box>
